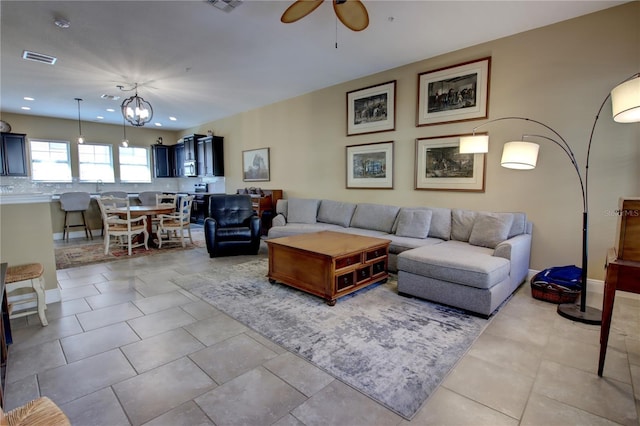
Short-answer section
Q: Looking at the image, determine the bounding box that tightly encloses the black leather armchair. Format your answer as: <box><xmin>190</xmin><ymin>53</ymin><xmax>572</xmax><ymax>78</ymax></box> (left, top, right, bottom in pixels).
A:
<box><xmin>204</xmin><ymin>194</ymin><xmax>261</xmax><ymax>257</ymax></box>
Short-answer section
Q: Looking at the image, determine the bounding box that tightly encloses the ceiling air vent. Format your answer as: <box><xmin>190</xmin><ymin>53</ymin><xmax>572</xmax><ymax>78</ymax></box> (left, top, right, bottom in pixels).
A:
<box><xmin>205</xmin><ymin>0</ymin><xmax>242</xmax><ymax>13</ymax></box>
<box><xmin>22</xmin><ymin>50</ymin><xmax>57</xmax><ymax>65</ymax></box>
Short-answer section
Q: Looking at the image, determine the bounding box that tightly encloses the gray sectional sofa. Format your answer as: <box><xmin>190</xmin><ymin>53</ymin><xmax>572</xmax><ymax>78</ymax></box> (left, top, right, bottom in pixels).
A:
<box><xmin>267</xmin><ymin>198</ymin><xmax>533</xmax><ymax>317</ymax></box>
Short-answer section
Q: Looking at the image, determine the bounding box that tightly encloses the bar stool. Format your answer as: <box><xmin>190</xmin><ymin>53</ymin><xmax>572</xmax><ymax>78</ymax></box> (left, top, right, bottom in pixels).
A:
<box><xmin>60</xmin><ymin>191</ymin><xmax>93</xmax><ymax>241</ymax></box>
<box><xmin>5</xmin><ymin>263</ymin><xmax>48</xmax><ymax>326</ymax></box>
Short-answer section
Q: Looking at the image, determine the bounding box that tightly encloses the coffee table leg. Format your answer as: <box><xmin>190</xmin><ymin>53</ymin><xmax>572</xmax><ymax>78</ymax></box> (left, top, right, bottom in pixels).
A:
<box><xmin>268</xmin><ymin>278</ymin><xmax>276</xmax><ymax>284</ymax></box>
<box><xmin>326</xmin><ymin>298</ymin><xmax>336</xmax><ymax>306</ymax></box>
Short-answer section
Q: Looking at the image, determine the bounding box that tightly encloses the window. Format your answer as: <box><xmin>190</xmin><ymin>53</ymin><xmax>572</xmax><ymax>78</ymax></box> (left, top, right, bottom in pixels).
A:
<box><xmin>78</xmin><ymin>143</ymin><xmax>115</xmax><ymax>182</ymax></box>
<box><xmin>29</xmin><ymin>139</ymin><xmax>72</xmax><ymax>182</ymax></box>
<box><xmin>119</xmin><ymin>146</ymin><xmax>151</xmax><ymax>183</ymax></box>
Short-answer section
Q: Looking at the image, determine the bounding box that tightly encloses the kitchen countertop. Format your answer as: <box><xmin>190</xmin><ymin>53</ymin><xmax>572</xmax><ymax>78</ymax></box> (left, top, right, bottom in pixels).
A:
<box><xmin>0</xmin><ymin>193</ymin><xmax>52</xmax><ymax>205</ymax></box>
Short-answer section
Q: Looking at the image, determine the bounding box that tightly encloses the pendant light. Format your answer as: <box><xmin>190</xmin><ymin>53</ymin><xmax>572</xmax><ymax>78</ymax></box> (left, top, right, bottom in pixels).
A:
<box><xmin>119</xmin><ymin>83</ymin><xmax>153</xmax><ymax>127</ymax></box>
<box><xmin>74</xmin><ymin>98</ymin><xmax>84</xmax><ymax>143</ymax></box>
<box><xmin>121</xmin><ymin>117</ymin><xmax>129</xmax><ymax>147</ymax></box>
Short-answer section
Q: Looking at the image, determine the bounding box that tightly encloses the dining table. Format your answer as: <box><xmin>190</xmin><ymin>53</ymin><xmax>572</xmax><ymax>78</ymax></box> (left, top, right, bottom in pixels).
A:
<box><xmin>112</xmin><ymin>205</ymin><xmax>176</xmax><ymax>247</ymax></box>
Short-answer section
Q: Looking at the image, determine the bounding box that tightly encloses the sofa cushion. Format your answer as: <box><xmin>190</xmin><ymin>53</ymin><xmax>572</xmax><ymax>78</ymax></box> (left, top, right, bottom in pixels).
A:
<box><xmin>395</xmin><ymin>209</ymin><xmax>432</xmax><ymax>238</ymax></box>
<box><xmin>276</xmin><ymin>199</ymin><xmax>288</xmax><ymax>218</ymax></box>
<box><xmin>469</xmin><ymin>212</ymin><xmax>514</xmax><ymax>249</ymax></box>
<box><xmin>397</xmin><ymin>241</ymin><xmax>510</xmax><ymax>289</ymax></box>
<box><xmin>508</xmin><ymin>212</ymin><xmax>528</xmax><ymax>238</ymax></box>
<box><xmin>287</xmin><ymin>198</ymin><xmax>320</xmax><ymax>224</ymax></box>
<box><xmin>391</xmin><ymin>207</ymin><xmax>451</xmax><ymax>240</ymax></box>
<box><xmin>451</xmin><ymin>209</ymin><xmax>477</xmax><ymax>242</ymax></box>
<box><xmin>350</xmin><ymin>203</ymin><xmax>400</xmax><ymax>233</ymax></box>
<box><xmin>317</xmin><ymin>200</ymin><xmax>357</xmax><ymax>228</ymax></box>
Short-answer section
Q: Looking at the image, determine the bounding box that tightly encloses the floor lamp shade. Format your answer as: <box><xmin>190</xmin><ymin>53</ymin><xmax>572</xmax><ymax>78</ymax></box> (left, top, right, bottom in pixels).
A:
<box><xmin>459</xmin><ymin>135</ymin><xmax>489</xmax><ymax>153</ymax></box>
<box><xmin>500</xmin><ymin>141</ymin><xmax>539</xmax><ymax>169</ymax></box>
<box><xmin>611</xmin><ymin>76</ymin><xmax>640</xmax><ymax>123</ymax></box>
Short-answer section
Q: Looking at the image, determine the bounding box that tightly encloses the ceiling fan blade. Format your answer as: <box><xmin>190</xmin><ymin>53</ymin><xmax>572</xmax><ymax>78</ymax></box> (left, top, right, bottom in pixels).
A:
<box><xmin>333</xmin><ymin>0</ymin><xmax>369</xmax><ymax>31</ymax></box>
<box><xmin>281</xmin><ymin>0</ymin><xmax>324</xmax><ymax>23</ymax></box>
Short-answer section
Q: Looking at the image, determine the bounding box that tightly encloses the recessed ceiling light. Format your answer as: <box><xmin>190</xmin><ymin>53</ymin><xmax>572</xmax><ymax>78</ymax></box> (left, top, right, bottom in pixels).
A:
<box><xmin>23</xmin><ymin>97</ymin><xmax>34</xmax><ymax>101</ymax></box>
<box><xmin>21</xmin><ymin>106</ymin><xmax>31</xmax><ymax>110</ymax></box>
<box><xmin>54</xmin><ymin>18</ymin><xmax>70</xmax><ymax>29</ymax></box>
<box><xmin>169</xmin><ymin>116</ymin><xmax>177</xmax><ymax>121</ymax></box>
<box><xmin>100</xmin><ymin>94</ymin><xmax>120</xmax><ymax>101</ymax></box>
<box><xmin>96</xmin><ymin>116</ymin><xmax>104</xmax><ymax>120</ymax></box>
<box><xmin>154</xmin><ymin>123</ymin><xmax>163</xmax><ymax>127</ymax></box>
<box><xmin>106</xmin><ymin>108</ymin><xmax>115</xmax><ymax>112</ymax></box>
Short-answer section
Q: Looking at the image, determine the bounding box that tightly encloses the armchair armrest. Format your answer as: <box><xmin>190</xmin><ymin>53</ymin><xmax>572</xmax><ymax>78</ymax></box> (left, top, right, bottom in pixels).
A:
<box><xmin>272</xmin><ymin>213</ymin><xmax>286</xmax><ymax>227</ymax></box>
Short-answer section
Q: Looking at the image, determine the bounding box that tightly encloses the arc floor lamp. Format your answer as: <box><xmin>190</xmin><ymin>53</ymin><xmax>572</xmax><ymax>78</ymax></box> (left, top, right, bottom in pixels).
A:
<box><xmin>459</xmin><ymin>73</ymin><xmax>640</xmax><ymax>325</ymax></box>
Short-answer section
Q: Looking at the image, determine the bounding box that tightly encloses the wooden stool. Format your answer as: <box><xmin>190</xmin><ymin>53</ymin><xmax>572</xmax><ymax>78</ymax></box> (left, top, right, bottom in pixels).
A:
<box><xmin>5</xmin><ymin>263</ymin><xmax>48</xmax><ymax>326</ymax></box>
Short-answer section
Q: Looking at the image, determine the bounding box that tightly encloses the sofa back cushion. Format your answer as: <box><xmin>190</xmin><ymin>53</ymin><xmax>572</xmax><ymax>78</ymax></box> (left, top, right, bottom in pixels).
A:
<box><xmin>395</xmin><ymin>209</ymin><xmax>433</xmax><ymax>239</ymax></box>
<box><xmin>287</xmin><ymin>198</ymin><xmax>320</xmax><ymax>224</ymax></box>
<box><xmin>350</xmin><ymin>203</ymin><xmax>400</xmax><ymax>233</ymax></box>
<box><xmin>508</xmin><ymin>212</ymin><xmax>528</xmax><ymax>237</ymax></box>
<box><xmin>451</xmin><ymin>209</ymin><xmax>477</xmax><ymax>242</ymax></box>
<box><xmin>317</xmin><ymin>200</ymin><xmax>357</xmax><ymax>228</ymax></box>
<box><xmin>468</xmin><ymin>212</ymin><xmax>514</xmax><ymax>248</ymax></box>
<box><xmin>393</xmin><ymin>207</ymin><xmax>451</xmax><ymax>240</ymax></box>
<box><xmin>276</xmin><ymin>199</ymin><xmax>288</xmax><ymax>218</ymax></box>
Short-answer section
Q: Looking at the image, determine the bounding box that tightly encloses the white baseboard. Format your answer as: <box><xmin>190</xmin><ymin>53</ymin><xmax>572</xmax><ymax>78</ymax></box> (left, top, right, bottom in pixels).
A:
<box><xmin>54</xmin><ymin>229</ymin><xmax>100</xmax><ymax>241</ymax></box>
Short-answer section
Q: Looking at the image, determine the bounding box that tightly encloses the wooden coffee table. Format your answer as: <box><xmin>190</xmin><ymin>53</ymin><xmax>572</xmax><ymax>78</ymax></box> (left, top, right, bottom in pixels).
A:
<box><xmin>266</xmin><ymin>231</ymin><xmax>391</xmax><ymax>305</ymax></box>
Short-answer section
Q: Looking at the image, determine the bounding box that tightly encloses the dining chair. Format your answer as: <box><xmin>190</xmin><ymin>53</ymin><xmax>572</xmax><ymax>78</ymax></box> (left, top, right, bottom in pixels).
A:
<box><xmin>97</xmin><ymin>196</ymin><xmax>148</xmax><ymax>256</ymax></box>
<box><xmin>99</xmin><ymin>191</ymin><xmax>128</xmax><ymax>235</ymax></box>
<box><xmin>59</xmin><ymin>191</ymin><xmax>93</xmax><ymax>241</ymax></box>
<box><xmin>138</xmin><ymin>191</ymin><xmax>162</xmax><ymax>206</ymax></box>
<box><xmin>152</xmin><ymin>193</ymin><xmax>178</xmax><ymax>231</ymax></box>
<box><xmin>157</xmin><ymin>195</ymin><xmax>194</xmax><ymax>248</ymax></box>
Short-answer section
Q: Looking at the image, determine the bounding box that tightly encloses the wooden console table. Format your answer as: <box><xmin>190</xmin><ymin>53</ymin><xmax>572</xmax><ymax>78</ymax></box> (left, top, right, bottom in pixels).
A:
<box><xmin>598</xmin><ymin>248</ymin><xmax>640</xmax><ymax>376</ymax></box>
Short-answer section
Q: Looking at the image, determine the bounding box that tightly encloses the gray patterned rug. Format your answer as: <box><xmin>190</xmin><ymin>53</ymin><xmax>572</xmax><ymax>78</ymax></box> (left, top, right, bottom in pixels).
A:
<box><xmin>174</xmin><ymin>259</ymin><xmax>489</xmax><ymax>419</ymax></box>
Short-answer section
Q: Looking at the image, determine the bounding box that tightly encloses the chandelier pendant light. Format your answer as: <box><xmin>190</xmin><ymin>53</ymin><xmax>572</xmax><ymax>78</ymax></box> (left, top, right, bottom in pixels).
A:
<box><xmin>74</xmin><ymin>98</ymin><xmax>84</xmax><ymax>143</ymax></box>
<box><xmin>119</xmin><ymin>83</ymin><xmax>153</xmax><ymax>127</ymax></box>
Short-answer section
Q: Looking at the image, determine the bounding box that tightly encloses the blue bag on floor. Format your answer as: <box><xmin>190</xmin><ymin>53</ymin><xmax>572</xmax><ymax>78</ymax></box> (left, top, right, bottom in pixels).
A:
<box><xmin>536</xmin><ymin>265</ymin><xmax>582</xmax><ymax>290</ymax></box>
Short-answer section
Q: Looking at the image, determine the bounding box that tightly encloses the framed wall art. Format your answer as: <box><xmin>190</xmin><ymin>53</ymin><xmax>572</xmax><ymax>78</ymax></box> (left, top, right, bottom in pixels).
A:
<box><xmin>346</xmin><ymin>141</ymin><xmax>394</xmax><ymax>189</ymax></box>
<box><xmin>347</xmin><ymin>80</ymin><xmax>396</xmax><ymax>136</ymax></box>
<box><xmin>415</xmin><ymin>134</ymin><xmax>485</xmax><ymax>192</ymax></box>
<box><xmin>242</xmin><ymin>147</ymin><xmax>270</xmax><ymax>182</ymax></box>
<box><xmin>416</xmin><ymin>57</ymin><xmax>491</xmax><ymax>127</ymax></box>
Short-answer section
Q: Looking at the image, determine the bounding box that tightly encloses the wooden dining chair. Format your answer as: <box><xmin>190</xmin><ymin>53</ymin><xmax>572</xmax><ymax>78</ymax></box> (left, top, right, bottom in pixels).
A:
<box><xmin>157</xmin><ymin>195</ymin><xmax>194</xmax><ymax>248</ymax></box>
<box><xmin>97</xmin><ymin>196</ymin><xmax>148</xmax><ymax>256</ymax></box>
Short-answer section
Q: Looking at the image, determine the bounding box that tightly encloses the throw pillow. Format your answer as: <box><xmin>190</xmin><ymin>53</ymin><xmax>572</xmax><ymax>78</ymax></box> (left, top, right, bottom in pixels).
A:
<box><xmin>451</xmin><ymin>209</ymin><xmax>477</xmax><ymax>242</ymax></box>
<box><xmin>469</xmin><ymin>212</ymin><xmax>514</xmax><ymax>249</ymax></box>
<box><xmin>287</xmin><ymin>198</ymin><xmax>320</xmax><ymax>224</ymax></box>
<box><xmin>395</xmin><ymin>209</ymin><xmax>432</xmax><ymax>239</ymax></box>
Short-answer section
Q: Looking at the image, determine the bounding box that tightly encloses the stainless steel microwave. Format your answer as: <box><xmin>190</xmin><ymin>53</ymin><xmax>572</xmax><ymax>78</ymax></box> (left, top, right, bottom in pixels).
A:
<box><xmin>184</xmin><ymin>161</ymin><xmax>197</xmax><ymax>177</ymax></box>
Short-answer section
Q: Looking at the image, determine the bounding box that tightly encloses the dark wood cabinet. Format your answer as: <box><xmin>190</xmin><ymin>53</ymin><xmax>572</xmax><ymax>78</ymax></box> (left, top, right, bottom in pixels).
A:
<box><xmin>197</xmin><ymin>136</ymin><xmax>224</xmax><ymax>177</ymax></box>
<box><xmin>1</xmin><ymin>133</ymin><xmax>28</xmax><ymax>176</ymax></box>
<box><xmin>173</xmin><ymin>143</ymin><xmax>184</xmax><ymax>177</ymax></box>
<box><xmin>182</xmin><ymin>134</ymin><xmax>204</xmax><ymax>163</ymax></box>
<box><xmin>152</xmin><ymin>144</ymin><xmax>172</xmax><ymax>178</ymax></box>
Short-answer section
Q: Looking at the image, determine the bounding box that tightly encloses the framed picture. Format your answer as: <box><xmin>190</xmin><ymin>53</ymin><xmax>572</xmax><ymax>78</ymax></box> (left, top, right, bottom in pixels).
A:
<box><xmin>415</xmin><ymin>135</ymin><xmax>485</xmax><ymax>192</ymax></box>
<box><xmin>416</xmin><ymin>57</ymin><xmax>491</xmax><ymax>127</ymax></box>
<box><xmin>347</xmin><ymin>80</ymin><xmax>396</xmax><ymax>136</ymax></box>
<box><xmin>242</xmin><ymin>147</ymin><xmax>270</xmax><ymax>182</ymax></box>
<box><xmin>346</xmin><ymin>141</ymin><xmax>394</xmax><ymax>189</ymax></box>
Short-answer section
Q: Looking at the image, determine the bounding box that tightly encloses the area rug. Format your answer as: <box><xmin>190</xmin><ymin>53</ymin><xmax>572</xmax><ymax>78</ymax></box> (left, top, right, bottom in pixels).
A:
<box><xmin>55</xmin><ymin>229</ymin><xmax>206</xmax><ymax>269</ymax></box>
<box><xmin>173</xmin><ymin>259</ymin><xmax>490</xmax><ymax>419</ymax></box>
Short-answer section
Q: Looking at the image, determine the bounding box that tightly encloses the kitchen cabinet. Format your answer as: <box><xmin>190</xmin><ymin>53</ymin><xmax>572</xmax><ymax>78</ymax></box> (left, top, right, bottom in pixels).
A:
<box><xmin>182</xmin><ymin>134</ymin><xmax>205</xmax><ymax>163</ymax></box>
<box><xmin>1</xmin><ymin>133</ymin><xmax>27</xmax><ymax>176</ymax></box>
<box><xmin>196</xmin><ymin>136</ymin><xmax>224</xmax><ymax>177</ymax></box>
<box><xmin>152</xmin><ymin>144</ymin><xmax>172</xmax><ymax>178</ymax></box>
<box><xmin>173</xmin><ymin>143</ymin><xmax>184</xmax><ymax>177</ymax></box>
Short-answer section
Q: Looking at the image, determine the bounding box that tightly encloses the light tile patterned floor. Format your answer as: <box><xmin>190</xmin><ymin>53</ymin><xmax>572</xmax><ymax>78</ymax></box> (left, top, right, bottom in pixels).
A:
<box><xmin>4</xmin><ymin>237</ymin><xmax>639</xmax><ymax>425</ymax></box>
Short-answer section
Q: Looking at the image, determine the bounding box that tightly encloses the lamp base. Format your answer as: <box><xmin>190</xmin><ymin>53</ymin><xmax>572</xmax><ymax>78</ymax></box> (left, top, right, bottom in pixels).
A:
<box><xmin>557</xmin><ymin>303</ymin><xmax>602</xmax><ymax>325</ymax></box>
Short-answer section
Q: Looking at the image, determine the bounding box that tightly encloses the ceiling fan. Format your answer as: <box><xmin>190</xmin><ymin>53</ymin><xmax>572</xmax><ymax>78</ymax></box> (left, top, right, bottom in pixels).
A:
<box><xmin>281</xmin><ymin>0</ymin><xmax>369</xmax><ymax>32</ymax></box>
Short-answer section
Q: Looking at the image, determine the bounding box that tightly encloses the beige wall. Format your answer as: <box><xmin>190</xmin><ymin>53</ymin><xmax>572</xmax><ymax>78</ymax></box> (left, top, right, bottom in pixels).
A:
<box><xmin>183</xmin><ymin>3</ymin><xmax>639</xmax><ymax>280</ymax></box>
<box><xmin>0</xmin><ymin>203</ymin><xmax>57</xmax><ymax>291</ymax></box>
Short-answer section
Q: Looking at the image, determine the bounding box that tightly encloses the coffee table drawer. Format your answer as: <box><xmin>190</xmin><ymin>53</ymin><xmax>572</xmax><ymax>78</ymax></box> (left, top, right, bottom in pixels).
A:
<box><xmin>366</xmin><ymin>247</ymin><xmax>387</xmax><ymax>261</ymax></box>
<box><xmin>335</xmin><ymin>254</ymin><xmax>361</xmax><ymax>270</ymax></box>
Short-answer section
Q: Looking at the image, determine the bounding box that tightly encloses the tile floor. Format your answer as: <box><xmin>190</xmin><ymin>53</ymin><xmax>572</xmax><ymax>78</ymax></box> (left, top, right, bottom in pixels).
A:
<box><xmin>3</xmin><ymin>237</ymin><xmax>639</xmax><ymax>426</ymax></box>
